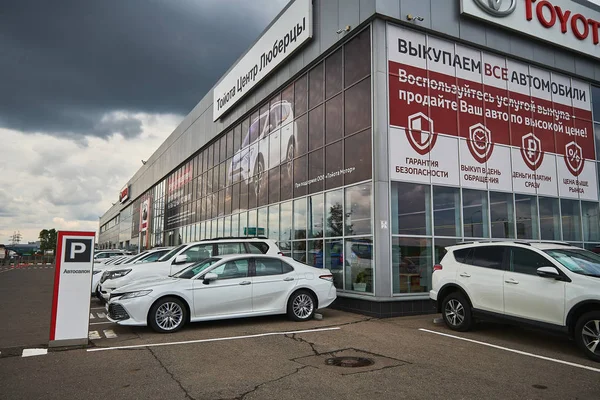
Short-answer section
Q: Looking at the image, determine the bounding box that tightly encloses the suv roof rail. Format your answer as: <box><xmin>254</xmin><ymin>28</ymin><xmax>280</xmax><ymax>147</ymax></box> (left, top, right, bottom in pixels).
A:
<box><xmin>528</xmin><ymin>241</ymin><xmax>574</xmax><ymax>246</ymax></box>
<box><xmin>200</xmin><ymin>236</ymin><xmax>269</xmax><ymax>242</ymax></box>
<box><xmin>453</xmin><ymin>240</ymin><xmax>532</xmax><ymax>246</ymax></box>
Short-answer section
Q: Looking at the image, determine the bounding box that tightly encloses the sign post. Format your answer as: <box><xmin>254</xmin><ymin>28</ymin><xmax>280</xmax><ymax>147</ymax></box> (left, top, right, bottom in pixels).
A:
<box><xmin>49</xmin><ymin>231</ymin><xmax>96</xmax><ymax>348</ymax></box>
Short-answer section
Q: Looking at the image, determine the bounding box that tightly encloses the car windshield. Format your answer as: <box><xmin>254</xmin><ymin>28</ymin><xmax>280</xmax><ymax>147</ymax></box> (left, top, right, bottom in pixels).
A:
<box><xmin>157</xmin><ymin>245</ymin><xmax>186</xmax><ymax>262</ymax></box>
<box><xmin>173</xmin><ymin>258</ymin><xmax>221</xmax><ymax>279</ymax></box>
<box><xmin>122</xmin><ymin>252</ymin><xmax>147</xmax><ymax>264</ymax></box>
<box><xmin>544</xmin><ymin>249</ymin><xmax>600</xmax><ymax>277</ymax></box>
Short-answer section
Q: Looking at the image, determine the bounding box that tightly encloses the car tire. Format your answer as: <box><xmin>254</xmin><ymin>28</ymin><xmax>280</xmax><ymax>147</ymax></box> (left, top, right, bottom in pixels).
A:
<box><xmin>574</xmin><ymin>311</ymin><xmax>600</xmax><ymax>363</ymax></box>
<box><xmin>253</xmin><ymin>156</ymin><xmax>265</xmax><ymax>198</ymax></box>
<box><xmin>285</xmin><ymin>139</ymin><xmax>294</xmax><ymax>180</ymax></box>
<box><xmin>441</xmin><ymin>292</ymin><xmax>473</xmax><ymax>332</ymax></box>
<box><xmin>148</xmin><ymin>297</ymin><xmax>187</xmax><ymax>333</ymax></box>
<box><xmin>287</xmin><ymin>290</ymin><xmax>316</xmax><ymax>322</ymax></box>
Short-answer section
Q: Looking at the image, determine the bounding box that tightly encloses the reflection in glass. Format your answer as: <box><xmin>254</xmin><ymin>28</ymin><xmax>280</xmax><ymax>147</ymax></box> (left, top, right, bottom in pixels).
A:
<box><xmin>295</xmin><ymin>74</ymin><xmax>308</xmax><ymax>116</ymax></box>
<box><xmin>582</xmin><ymin>202</ymin><xmax>600</xmax><ymax>242</ymax></box>
<box><xmin>325</xmin><ymin>48</ymin><xmax>342</xmax><ymax>99</ymax></box>
<box><xmin>269</xmin><ymin>166</ymin><xmax>280</xmax><ymax>204</ymax></box>
<box><xmin>434</xmin><ymin>238</ymin><xmax>459</xmax><ymax>264</ymax></box>
<box><xmin>515</xmin><ymin>194</ymin><xmax>539</xmax><ymax>239</ymax></box>
<box><xmin>211</xmin><ymin>220</ymin><xmax>218</xmax><ymax>239</ymax></box>
<box><xmin>561</xmin><ymin>199</ymin><xmax>582</xmax><ymax>241</ymax></box>
<box><xmin>308</xmin><ymin>149</ymin><xmax>324</xmax><ymax>194</ymax></box>
<box><xmin>294</xmin><ymin>155</ymin><xmax>308</xmax><ymax>198</ymax></box>
<box><xmin>247</xmin><ymin>209</ymin><xmax>257</xmax><ymax>236</ymax></box>
<box><xmin>268</xmin><ymin>205</ymin><xmax>279</xmax><ymax>240</ymax></box>
<box><xmin>539</xmin><ymin>197</ymin><xmax>561</xmax><ymax>240</ymax></box>
<box><xmin>231</xmin><ymin>214</ymin><xmax>239</xmax><ymax>237</ymax></box>
<box><xmin>325</xmin><ymin>189</ymin><xmax>344</xmax><ymax>237</ymax></box>
<box><xmin>463</xmin><ymin>189</ymin><xmax>489</xmax><ymax>238</ymax></box>
<box><xmin>345</xmin><ymin>238</ymin><xmax>373</xmax><ymax>293</ymax></box>
<box><xmin>239</xmin><ymin>212</ymin><xmax>248</xmax><ymax>237</ymax></box>
<box><xmin>308</xmin><ymin>104</ymin><xmax>324</xmax><ymax>152</ymax></box>
<box><xmin>257</xmin><ymin>208</ymin><xmax>267</xmax><ymax>238</ymax></box>
<box><xmin>344</xmin><ymin>27</ymin><xmax>371</xmax><ymax>87</ymax></box>
<box><xmin>325</xmin><ymin>239</ymin><xmax>344</xmax><ymax>289</ymax></box>
<box><xmin>293</xmin><ymin>241</ymin><xmax>306</xmax><ymax>263</ymax></box>
<box><xmin>325</xmin><ymin>141</ymin><xmax>343</xmax><ymax>190</ymax></box>
<box><xmin>345</xmin><ymin>184</ymin><xmax>372</xmax><ymax>236</ymax></box>
<box><xmin>344</xmin><ymin>79</ymin><xmax>371</xmax><ymax>136</ymax></box>
<box><xmin>295</xmin><ymin>114</ymin><xmax>308</xmax><ymax>158</ymax></box>
<box><xmin>392</xmin><ymin>237</ymin><xmax>432</xmax><ymax>294</ymax></box>
<box><xmin>280</xmin><ymin>201</ymin><xmax>293</xmax><ymax>241</ymax></box>
<box><xmin>392</xmin><ymin>182</ymin><xmax>431</xmax><ymax>236</ymax></box>
<box><xmin>308</xmin><ymin>194</ymin><xmax>324</xmax><ymax>238</ymax></box>
<box><xmin>325</xmin><ymin>94</ymin><xmax>343</xmax><ymax>145</ymax></box>
<box><xmin>278</xmin><ymin>241</ymin><xmax>292</xmax><ymax>257</ymax></box>
<box><xmin>309</xmin><ymin>62</ymin><xmax>324</xmax><ymax>109</ymax></box>
<box><xmin>344</xmin><ymin>129</ymin><xmax>372</xmax><ymax>185</ymax></box>
<box><xmin>307</xmin><ymin>239</ymin><xmax>324</xmax><ymax>268</ymax></box>
<box><xmin>433</xmin><ymin>186</ymin><xmax>460</xmax><ymax>237</ymax></box>
<box><xmin>293</xmin><ymin>198</ymin><xmax>307</xmax><ymax>239</ymax></box>
<box><xmin>490</xmin><ymin>192</ymin><xmax>515</xmax><ymax>238</ymax></box>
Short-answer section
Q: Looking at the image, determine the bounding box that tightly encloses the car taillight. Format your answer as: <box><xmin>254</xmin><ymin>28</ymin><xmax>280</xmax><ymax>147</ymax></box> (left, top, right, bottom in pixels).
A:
<box><xmin>433</xmin><ymin>264</ymin><xmax>443</xmax><ymax>272</ymax></box>
<box><xmin>319</xmin><ymin>274</ymin><xmax>334</xmax><ymax>282</ymax></box>
<box><xmin>278</xmin><ymin>252</ymin><xmax>285</xmax><ymax>256</ymax></box>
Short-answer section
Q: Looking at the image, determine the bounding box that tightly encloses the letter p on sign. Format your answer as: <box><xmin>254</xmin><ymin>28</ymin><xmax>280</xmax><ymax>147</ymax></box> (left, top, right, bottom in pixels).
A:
<box><xmin>64</xmin><ymin>239</ymin><xmax>92</xmax><ymax>263</ymax></box>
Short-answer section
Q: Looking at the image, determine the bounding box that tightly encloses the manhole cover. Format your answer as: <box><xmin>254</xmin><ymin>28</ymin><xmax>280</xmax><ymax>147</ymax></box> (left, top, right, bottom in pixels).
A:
<box><xmin>325</xmin><ymin>357</ymin><xmax>374</xmax><ymax>368</ymax></box>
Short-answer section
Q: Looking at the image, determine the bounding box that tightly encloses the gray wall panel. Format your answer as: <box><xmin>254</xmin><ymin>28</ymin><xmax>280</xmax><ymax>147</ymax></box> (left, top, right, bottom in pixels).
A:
<box><xmin>376</xmin><ymin>0</ymin><xmax>399</xmax><ymax>19</ymax></box>
<box><xmin>459</xmin><ymin>18</ymin><xmax>487</xmax><ymax>46</ymax></box>
<box><xmin>486</xmin><ymin>28</ymin><xmax>511</xmax><ymax>54</ymax></box>
<box><xmin>321</xmin><ymin>0</ymin><xmax>339</xmax><ymax>52</ymax></box>
<box><xmin>360</xmin><ymin>0</ymin><xmax>377</xmax><ymax>23</ymax></box>
<box><xmin>430</xmin><ymin>0</ymin><xmax>459</xmax><ymax>38</ymax></box>
<box><xmin>339</xmin><ymin>0</ymin><xmax>360</xmax><ymax>34</ymax></box>
<box><xmin>399</xmin><ymin>0</ymin><xmax>432</xmax><ymax>30</ymax></box>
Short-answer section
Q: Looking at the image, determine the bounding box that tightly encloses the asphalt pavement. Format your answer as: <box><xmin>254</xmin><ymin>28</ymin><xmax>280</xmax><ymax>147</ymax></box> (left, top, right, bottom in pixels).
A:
<box><xmin>1</xmin><ymin>265</ymin><xmax>599</xmax><ymax>400</ymax></box>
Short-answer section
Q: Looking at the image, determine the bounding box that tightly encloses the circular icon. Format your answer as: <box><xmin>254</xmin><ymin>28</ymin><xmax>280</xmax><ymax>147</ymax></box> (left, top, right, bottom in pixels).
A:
<box><xmin>473</xmin><ymin>0</ymin><xmax>516</xmax><ymax>17</ymax></box>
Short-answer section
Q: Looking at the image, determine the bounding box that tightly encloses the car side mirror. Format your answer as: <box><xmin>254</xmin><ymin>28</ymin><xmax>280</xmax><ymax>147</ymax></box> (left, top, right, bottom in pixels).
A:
<box><xmin>202</xmin><ymin>272</ymin><xmax>218</xmax><ymax>284</ymax></box>
<box><xmin>173</xmin><ymin>254</ymin><xmax>189</xmax><ymax>265</ymax></box>
<box><xmin>536</xmin><ymin>266</ymin><xmax>560</xmax><ymax>279</ymax></box>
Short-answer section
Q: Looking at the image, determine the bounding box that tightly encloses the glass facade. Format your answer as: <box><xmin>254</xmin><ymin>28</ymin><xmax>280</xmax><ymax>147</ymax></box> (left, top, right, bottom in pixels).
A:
<box><xmin>98</xmin><ymin>19</ymin><xmax>600</xmax><ymax>308</ymax></box>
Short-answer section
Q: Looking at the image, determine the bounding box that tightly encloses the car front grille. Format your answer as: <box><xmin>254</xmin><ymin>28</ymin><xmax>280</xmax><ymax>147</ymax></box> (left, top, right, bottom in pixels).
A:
<box><xmin>108</xmin><ymin>303</ymin><xmax>130</xmax><ymax>321</ymax></box>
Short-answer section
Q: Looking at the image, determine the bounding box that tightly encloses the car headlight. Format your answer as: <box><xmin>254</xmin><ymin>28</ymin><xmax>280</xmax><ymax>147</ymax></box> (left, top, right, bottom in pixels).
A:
<box><xmin>108</xmin><ymin>269</ymin><xmax>132</xmax><ymax>279</ymax></box>
<box><xmin>119</xmin><ymin>290</ymin><xmax>152</xmax><ymax>300</ymax></box>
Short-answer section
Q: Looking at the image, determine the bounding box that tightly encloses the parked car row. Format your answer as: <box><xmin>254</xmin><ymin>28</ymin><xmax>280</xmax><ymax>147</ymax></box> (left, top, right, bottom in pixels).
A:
<box><xmin>94</xmin><ymin>237</ymin><xmax>337</xmax><ymax>333</ymax></box>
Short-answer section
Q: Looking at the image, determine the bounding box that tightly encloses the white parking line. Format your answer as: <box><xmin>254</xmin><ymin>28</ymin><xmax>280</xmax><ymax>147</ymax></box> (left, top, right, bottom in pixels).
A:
<box><xmin>89</xmin><ymin>313</ymin><xmax>95</xmax><ymax>319</ymax></box>
<box><xmin>22</xmin><ymin>348</ymin><xmax>48</xmax><ymax>357</ymax></box>
<box><xmin>88</xmin><ymin>331</ymin><xmax>101</xmax><ymax>340</ymax></box>
<box><xmin>90</xmin><ymin>307</ymin><xmax>106</xmax><ymax>310</ymax></box>
<box><xmin>90</xmin><ymin>321</ymin><xmax>114</xmax><ymax>326</ymax></box>
<box><xmin>87</xmin><ymin>326</ymin><xmax>341</xmax><ymax>352</ymax></box>
<box><xmin>104</xmin><ymin>330</ymin><xmax>117</xmax><ymax>338</ymax></box>
<box><xmin>419</xmin><ymin>328</ymin><xmax>600</xmax><ymax>374</ymax></box>
<box><xmin>96</xmin><ymin>312</ymin><xmax>106</xmax><ymax>319</ymax></box>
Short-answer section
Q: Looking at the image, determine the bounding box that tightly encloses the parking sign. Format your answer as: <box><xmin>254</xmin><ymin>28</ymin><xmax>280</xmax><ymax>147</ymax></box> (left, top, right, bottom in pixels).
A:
<box><xmin>49</xmin><ymin>231</ymin><xmax>96</xmax><ymax>347</ymax></box>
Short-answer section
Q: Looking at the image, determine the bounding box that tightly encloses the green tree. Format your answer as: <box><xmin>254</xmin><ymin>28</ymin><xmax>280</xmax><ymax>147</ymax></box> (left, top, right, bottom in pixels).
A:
<box><xmin>39</xmin><ymin>229</ymin><xmax>57</xmax><ymax>253</ymax></box>
<box><xmin>327</xmin><ymin>203</ymin><xmax>345</xmax><ymax>237</ymax></box>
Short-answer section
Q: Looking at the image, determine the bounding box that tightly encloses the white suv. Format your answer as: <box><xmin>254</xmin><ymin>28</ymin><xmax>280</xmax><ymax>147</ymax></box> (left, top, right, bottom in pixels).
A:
<box><xmin>97</xmin><ymin>238</ymin><xmax>283</xmax><ymax>302</ymax></box>
<box><xmin>430</xmin><ymin>241</ymin><xmax>600</xmax><ymax>362</ymax></box>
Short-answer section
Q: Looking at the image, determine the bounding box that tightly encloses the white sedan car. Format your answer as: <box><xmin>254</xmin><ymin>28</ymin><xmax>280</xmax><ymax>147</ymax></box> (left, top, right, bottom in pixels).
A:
<box><xmin>106</xmin><ymin>254</ymin><xmax>337</xmax><ymax>333</ymax></box>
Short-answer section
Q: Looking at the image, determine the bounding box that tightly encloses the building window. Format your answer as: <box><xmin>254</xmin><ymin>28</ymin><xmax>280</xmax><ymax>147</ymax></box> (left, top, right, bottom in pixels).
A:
<box><xmin>490</xmin><ymin>192</ymin><xmax>515</xmax><ymax>239</ymax></box>
<box><xmin>561</xmin><ymin>199</ymin><xmax>582</xmax><ymax>242</ymax></box>
<box><xmin>392</xmin><ymin>182</ymin><xmax>430</xmax><ymax>236</ymax></box>
<box><xmin>345</xmin><ymin>183</ymin><xmax>372</xmax><ymax>236</ymax></box>
<box><xmin>392</xmin><ymin>237</ymin><xmax>431</xmax><ymax>294</ymax></box>
<box><xmin>433</xmin><ymin>186</ymin><xmax>460</xmax><ymax>237</ymax></box>
<box><xmin>539</xmin><ymin>197</ymin><xmax>561</xmax><ymax>240</ymax></box>
<box><xmin>515</xmin><ymin>194</ymin><xmax>539</xmax><ymax>240</ymax></box>
<box><xmin>463</xmin><ymin>189</ymin><xmax>489</xmax><ymax>238</ymax></box>
<box><xmin>345</xmin><ymin>237</ymin><xmax>373</xmax><ymax>293</ymax></box>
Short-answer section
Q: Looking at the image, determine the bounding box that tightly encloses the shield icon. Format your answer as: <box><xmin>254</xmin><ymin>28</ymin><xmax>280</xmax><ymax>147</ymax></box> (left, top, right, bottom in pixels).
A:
<box><xmin>405</xmin><ymin>112</ymin><xmax>437</xmax><ymax>156</ymax></box>
<box><xmin>468</xmin><ymin>123</ymin><xmax>494</xmax><ymax>164</ymax></box>
<box><xmin>520</xmin><ymin>133</ymin><xmax>543</xmax><ymax>171</ymax></box>
<box><xmin>564</xmin><ymin>141</ymin><xmax>584</xmax><ymax>177</ymax></box>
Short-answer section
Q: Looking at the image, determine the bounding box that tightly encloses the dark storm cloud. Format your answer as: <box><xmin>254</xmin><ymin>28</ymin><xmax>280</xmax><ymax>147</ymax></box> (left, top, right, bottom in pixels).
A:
<box><xmin>0</xmin><ymin>0</ymin><xmax>286</xmax><ymax>139</ymax></box>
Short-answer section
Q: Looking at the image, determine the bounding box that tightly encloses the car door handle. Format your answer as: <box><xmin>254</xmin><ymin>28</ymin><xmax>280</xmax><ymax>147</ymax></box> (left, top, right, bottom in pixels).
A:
<box><xmin>239</xmin><ymin>281</ymin><xmax>251</xmax><ymax>285</ymax></box>
<box><xmin>459</xmin><ymin>273</ymin><xmax>471</xmax><ymax>278</ymax></box>
<box><xmin>505</xmin><ymin>279</ymin><xmax>519</xmax><ymax>284</ymax></box>
<box><xmin>283</xmin><ymin>277</ymin><xmax>294</xmax><ymax>281</ymax></box>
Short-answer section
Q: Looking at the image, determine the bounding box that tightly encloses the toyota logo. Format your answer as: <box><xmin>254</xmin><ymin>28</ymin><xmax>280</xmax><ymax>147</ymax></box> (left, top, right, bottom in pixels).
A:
<box><xmin>473</xmin><ymin>0</ymin><xmax>516</xmax><ymax>17</ymax></box>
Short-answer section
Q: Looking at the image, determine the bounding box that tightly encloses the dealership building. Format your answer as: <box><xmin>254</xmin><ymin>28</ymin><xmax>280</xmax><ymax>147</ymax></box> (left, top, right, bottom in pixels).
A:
<box><xmin>99</xmin><ymin>0</ymin><xmax>600</xmax><ymax>316</ymax></box>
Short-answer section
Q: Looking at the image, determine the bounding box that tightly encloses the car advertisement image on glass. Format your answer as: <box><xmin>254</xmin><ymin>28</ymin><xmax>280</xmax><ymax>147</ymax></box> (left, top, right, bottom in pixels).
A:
<box><xmin>387</xmin><ymin>24</ymin><xmax>597</xmax><ymax>201</ymax></box>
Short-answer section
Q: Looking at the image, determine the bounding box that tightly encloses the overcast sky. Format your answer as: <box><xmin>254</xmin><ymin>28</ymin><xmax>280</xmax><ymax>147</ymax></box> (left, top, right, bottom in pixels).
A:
<box><xmin>0</xmin><ymin>0</ymin><xmax>287</xmax><ymax>244</ymax></box>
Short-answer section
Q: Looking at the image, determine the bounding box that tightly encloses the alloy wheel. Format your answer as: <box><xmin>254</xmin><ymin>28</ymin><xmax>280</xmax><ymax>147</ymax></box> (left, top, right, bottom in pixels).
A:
<box><xmin>155</xmin><ymin>301</ymin><xmax>184</xmax><ymax>331</ymax></box>
<box><xmin>292</xmin><ymin>294</ymin><xmax>313</xmax><ymax>319</ymax></box>
<box><xmin>581</xmin><ymin>319</ymin><xmax>600</xmax><ymax>355</ymax></box>
<box><xmin>445</xmin><ymin>299</ymin><xmax>465</xmax><ymax>327</ymax></box>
